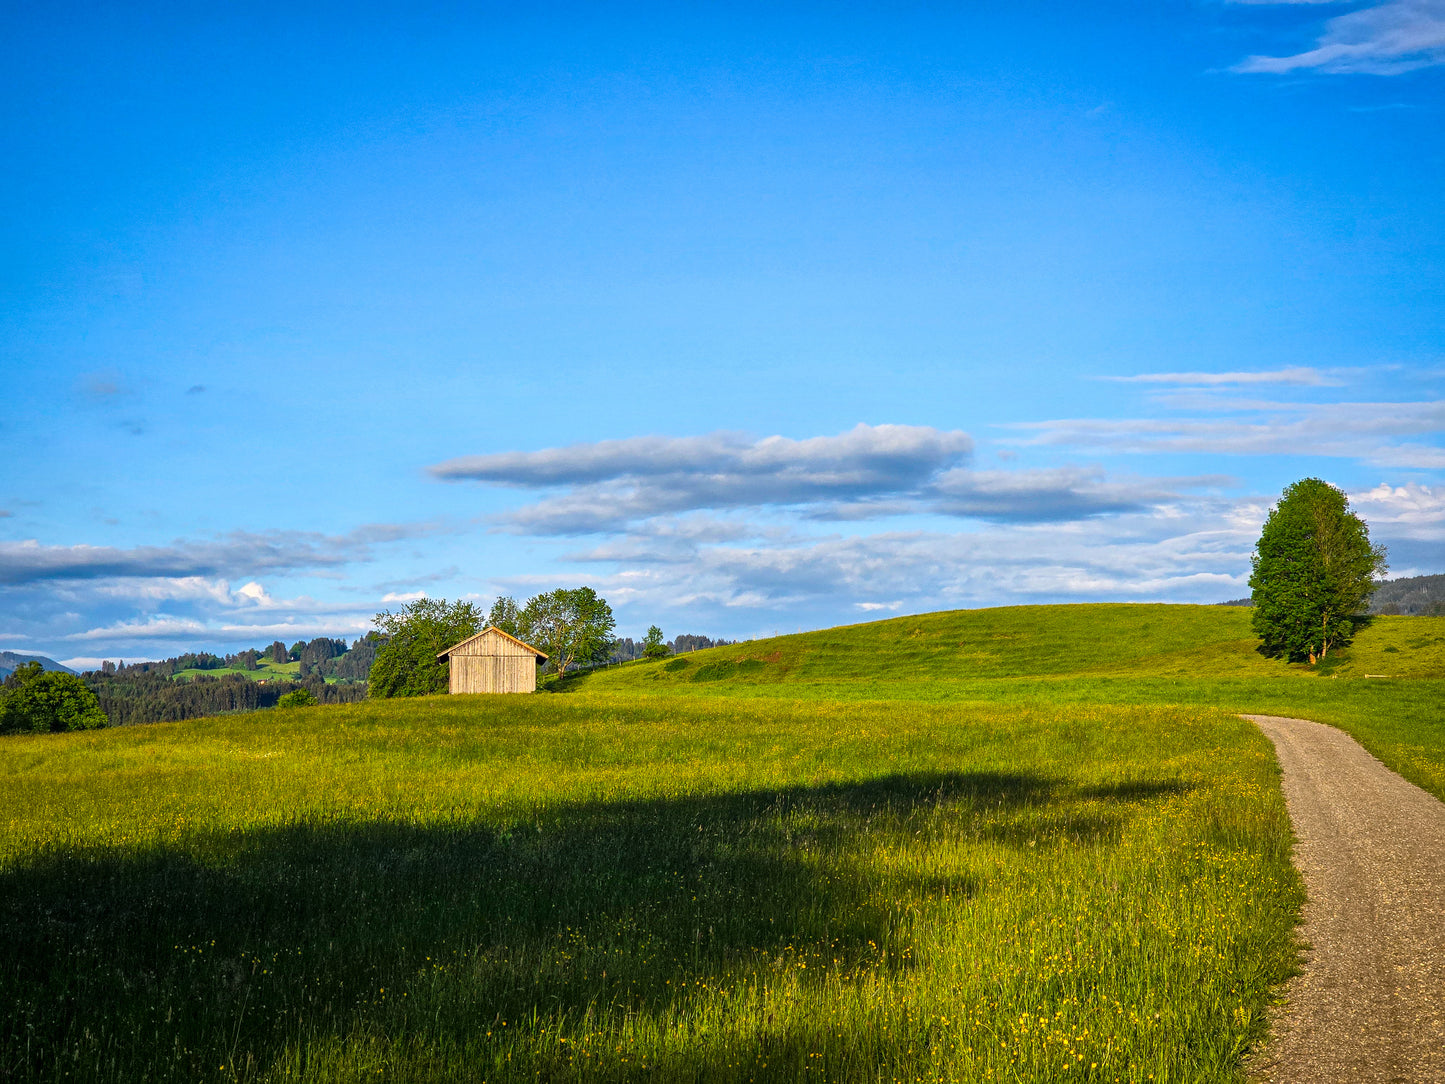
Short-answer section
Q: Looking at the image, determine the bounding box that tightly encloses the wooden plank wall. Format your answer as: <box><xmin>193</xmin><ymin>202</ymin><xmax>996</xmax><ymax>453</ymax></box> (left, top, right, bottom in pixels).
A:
<box><xmin>449</xmin><ymin>654</ymin><xmax>535</xmax><ymax>694</ymax></box>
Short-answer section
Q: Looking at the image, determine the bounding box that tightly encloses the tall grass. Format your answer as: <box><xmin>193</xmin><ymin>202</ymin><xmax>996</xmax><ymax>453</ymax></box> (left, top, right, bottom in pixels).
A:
<box><xmin>3</xmin><ymin>694</ymin><xmax>1298</xmax><ymax>1082</ymax></box>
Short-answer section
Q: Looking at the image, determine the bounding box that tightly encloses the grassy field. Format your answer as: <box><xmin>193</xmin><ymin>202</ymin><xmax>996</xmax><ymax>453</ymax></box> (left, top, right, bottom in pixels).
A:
<box><xmin>571</xmin><ymin>606</ymin><xmax>1445</xmax><ymax>801</ymax></box>
<box><xmin>2</xmin><ymin>604</ymin><xmax>1440</xmax><ymax>1083</ymax></box>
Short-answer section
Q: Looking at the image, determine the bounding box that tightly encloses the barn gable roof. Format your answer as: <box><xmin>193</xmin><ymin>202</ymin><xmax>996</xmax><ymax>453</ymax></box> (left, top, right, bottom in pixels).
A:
<box><xmin>436</xmin><ymin>626</ymin><xmax>548</xmax><ymax>660</ymax></box>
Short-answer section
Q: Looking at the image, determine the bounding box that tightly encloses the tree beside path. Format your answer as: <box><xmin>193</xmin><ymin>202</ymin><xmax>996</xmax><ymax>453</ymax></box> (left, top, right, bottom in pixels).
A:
<box><xmin>1249</xmin><ymin>477</ymin><xmax>1387</xmax><ymax>665</ymax></box>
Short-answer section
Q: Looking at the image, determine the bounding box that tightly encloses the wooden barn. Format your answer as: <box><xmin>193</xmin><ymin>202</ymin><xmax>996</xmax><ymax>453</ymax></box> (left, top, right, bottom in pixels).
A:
<box><xmin>436</xmin><ymin>627</ymin><xmax>548</xmax><ymax>694</ymax></box>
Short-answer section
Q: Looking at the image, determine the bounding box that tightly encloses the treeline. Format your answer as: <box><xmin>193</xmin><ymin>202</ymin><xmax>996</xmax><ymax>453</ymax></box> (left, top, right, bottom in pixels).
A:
<box><xmin>84</xmin><ymin>671</ymin><xmax>368</xmax><ymax>727</ymax></box>
<box><xmin>608</xmin><ymin>634</ymin><xmax>737</xmax><ymax>662</ymax></box>
<box><xmin>314</xmin><ymin>635</ymin><xmax>383</xmax><ymax>681</ymax></box>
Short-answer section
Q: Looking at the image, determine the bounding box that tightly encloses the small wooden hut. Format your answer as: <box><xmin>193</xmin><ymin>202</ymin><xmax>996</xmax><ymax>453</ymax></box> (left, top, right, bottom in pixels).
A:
<box><xmin>436</xmin><ymin>627</ymin><xmax>548</xmax><ymax>694</ymax></box>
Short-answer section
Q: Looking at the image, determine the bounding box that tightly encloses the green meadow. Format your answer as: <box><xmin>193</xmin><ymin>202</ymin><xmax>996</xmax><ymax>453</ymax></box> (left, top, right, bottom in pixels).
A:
<box><xmin>2</xmin><ymin>604</ymin><xmax>1441</xmax><ymax>1083</ymax></box>
<box><xmin>172</xmin><ymin>658</ymin><xmax>308</xmax><ymax>683</ymax></box>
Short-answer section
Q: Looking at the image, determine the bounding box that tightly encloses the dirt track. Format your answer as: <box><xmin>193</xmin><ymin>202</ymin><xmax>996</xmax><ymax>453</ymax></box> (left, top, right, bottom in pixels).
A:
<box><xmin>1246</xmin><ymin>715</ymin><xmax>1445</xmax><ymax>1083</ymax></box>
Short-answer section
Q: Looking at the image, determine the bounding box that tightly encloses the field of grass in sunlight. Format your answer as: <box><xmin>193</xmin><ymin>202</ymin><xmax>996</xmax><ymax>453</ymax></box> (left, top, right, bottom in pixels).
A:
<box><xmin>3</xmin><ymin>691</ymin><xmax>1300</xmax><ymax>1083</ymax></box>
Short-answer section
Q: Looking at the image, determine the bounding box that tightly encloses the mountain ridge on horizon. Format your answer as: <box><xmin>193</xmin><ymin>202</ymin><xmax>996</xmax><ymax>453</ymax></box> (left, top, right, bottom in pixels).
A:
<box><xmin>0</xmin><ymin>652</ymin><xmax>78</xmax><ymax>680</ymax></box>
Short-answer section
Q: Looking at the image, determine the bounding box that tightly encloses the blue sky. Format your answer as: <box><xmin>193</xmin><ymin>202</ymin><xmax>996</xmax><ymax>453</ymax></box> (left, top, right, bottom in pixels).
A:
<box><xmin>3</xmin><ymin>1</ymin><xmax>1442</xmax><ymax>666</ymax></box>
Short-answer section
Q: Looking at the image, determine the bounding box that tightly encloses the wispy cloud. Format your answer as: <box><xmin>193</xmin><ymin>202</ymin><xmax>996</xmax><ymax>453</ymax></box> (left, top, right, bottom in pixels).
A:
<box><xmin>432</xmin><ymin>424</ymin><xmax>1222</xmax><ymax>533</ymax></box>
<box><xmin>0</xmin><ymin>522</ymin><xmax>449</xmax><ymax>587</ymax></box>
<box><xmin>80</xmin><ymin>372</ymin><xmax>129</xmax><ymax>400</ymax></box>
<box><xmin>926</xmin><ymin>468</ymin><xmax>1228</xmax><ymax>522</ymax></box>
<box><xmin>61</xmin><ymin>610</ymin><xmax>375</xmax><ymax>644</ymax></box>
<box><xmin>433</xmin><ymin>424</ymin><xmax>976</xmax><ymax>533</ymax></box>
<box><xmin>432</xmin><ymin>423</ymin><xmax>972</xmax><ymax>490</ymax></box>
<box><xmin>1236</xmin><ymin>0</ymin><xmax>1445</xmax><ymax>75</ymax></box>
<box><xmin>1010</xmin><ymin>400</ymin><xmax>1445</xmax><ymax>469</ymax></box>
<box><xmin>1102</xmin><ymin>367</ymin><xmax>1337</xmax><ymax>387</ymax></box>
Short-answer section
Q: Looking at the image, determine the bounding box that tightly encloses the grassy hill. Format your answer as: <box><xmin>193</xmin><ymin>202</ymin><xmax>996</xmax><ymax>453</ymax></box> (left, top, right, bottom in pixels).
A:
<box><xmin>572</xmin><ymin>604</ymin><xmax>1445</xmax><ymax>693</ymax></box>
<box><xmin>2</xmin><ymin>602</ymin><xmax>1442</xmax><ymax>1083</ymax></box>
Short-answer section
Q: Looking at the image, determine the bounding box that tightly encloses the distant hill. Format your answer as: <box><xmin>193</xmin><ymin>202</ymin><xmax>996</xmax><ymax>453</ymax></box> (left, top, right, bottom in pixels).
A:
<box><xmin>1372</xmin><ymin>573</ymin><xmax>1445</xmax><ymax>616</ymax></box>
<box><xmin>0</xmin><ymin>651</ymin><xmax>78</xmax><ymax>680</ymax></box>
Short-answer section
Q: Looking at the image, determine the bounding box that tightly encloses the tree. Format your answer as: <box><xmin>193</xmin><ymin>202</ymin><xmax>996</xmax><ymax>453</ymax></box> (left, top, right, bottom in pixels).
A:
<box><xmin>1249</xmin><ymin>478</ymin><xmax>1388</xmax><ymax>664</ymax></box>
<box><xmin>277</xmin><ymin>688</ymin><xmax>318</xmax><ymax>708</ymax></box>
<box><xmin>642</xmin><ymin>625</ymin><xmax>670</xmax><ymax>660</ymax></box>
<box><xmin>368</xmin><ymin>597</ymin><xmax>484</xmax><ymax>698</ymax></box>
<box><xmin>0</xmin><ymin>661</ymin><xmax>108</xmax><ymax>734</ymax></box>
<box><xmin>520</xmin><ymin>587</ymin><xmax>615</xmax><ymax>680</ymax></box>
<box><xmin>489</xmin><ymin>596</ymin><xmax>523</xmax><ymax>638</ymax></box>
<box><xmin>270</xmin><ymin>641</ymin><xmax>288</xmax><ymax>664</ymax></box>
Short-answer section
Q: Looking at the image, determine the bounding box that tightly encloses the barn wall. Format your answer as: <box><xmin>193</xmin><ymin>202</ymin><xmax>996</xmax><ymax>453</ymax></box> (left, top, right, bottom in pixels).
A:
<box><xmin>448</xmin><ymin>653</ymin><xmax>536</xmax><ymax>694</ymax></box>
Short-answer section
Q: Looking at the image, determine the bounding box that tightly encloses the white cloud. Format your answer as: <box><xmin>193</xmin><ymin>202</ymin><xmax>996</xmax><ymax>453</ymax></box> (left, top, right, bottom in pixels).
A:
<box><xmin>574</xmin><ymin>503</ymin><xmax>1265</xmax><ymax>623</ymax></box>
<box><xmin>1236</xmin><ymin>0</ymin><xmax>1445</xmax><ymax>74</ymax></box>
<box><xmin>1351</xmin><ymin>482</ymin><xmax>1445</xmax><ymax>538</ymax></box>
<box><xmin>236</xmin><ymin>581</ymin><xmax>272</xmax><ymax>605</ymax></box>
<box><xmin>0</xmin><ymin>567</ymin><xmax>395</xmax><ymax>659</ymax></box>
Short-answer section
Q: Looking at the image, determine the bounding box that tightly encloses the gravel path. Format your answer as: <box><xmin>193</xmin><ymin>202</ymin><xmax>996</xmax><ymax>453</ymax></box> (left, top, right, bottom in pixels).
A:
<box><xmin>1245</xmin><ymin>715</ymin><xmax>1445</xmax><ymax>1083</ymax></box>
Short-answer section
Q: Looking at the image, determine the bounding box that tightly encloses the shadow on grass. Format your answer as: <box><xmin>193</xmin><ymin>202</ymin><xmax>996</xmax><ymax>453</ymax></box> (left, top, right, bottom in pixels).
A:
<box><xmin>0</xmin><ymin>770</ymin><xmax>1178</xmax><ymax>1082</ymax></box>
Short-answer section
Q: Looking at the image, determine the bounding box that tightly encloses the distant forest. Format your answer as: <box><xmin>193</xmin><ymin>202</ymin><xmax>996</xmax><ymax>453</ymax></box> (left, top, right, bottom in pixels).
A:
<box><xmin>1371</xmin><ymin>573</ymin><xmax>1445</xmax><ymax>616</ymax></box>
<box><xmin>82</xmin><ymin>634</ymin><xmax>383</xmax><ymax>726</ymax></box>
<box><xmin>1219</xmin><ymin>572</ymin><xmax>1445</xmax><ymax>616</ymax></box>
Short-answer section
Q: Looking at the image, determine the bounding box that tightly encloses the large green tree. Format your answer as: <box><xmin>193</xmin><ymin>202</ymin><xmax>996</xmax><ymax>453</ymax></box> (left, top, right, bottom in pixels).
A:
<box><xmin>367</xmin><ymin>598</ymin><xmax>484</xmax><ymax>698</ymax></box>
<box><xmin>0</xmin><ymin>661</ymin><xmax>108</xmax><ymax>734</ymax></box>
<box><xmin>520</xmin><ymin>587</ymin><xmax>616</xmax><ymax>680</ymax></box>
<box><xmin>1249</xmin><ymin>478</ymin><xmax>1387</xmax><ymax>664</ymax></box>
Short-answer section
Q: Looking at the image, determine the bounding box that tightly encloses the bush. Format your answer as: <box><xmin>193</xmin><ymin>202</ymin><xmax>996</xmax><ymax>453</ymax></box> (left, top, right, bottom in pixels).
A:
<box><xmin>0</xmin><ymin>662</ymin><xmax>108</xmax><ymax>734</ymax></box>
<box><xmin>642</xmin><ymin>625</ymin><xmax>670</xmax><ymax>660</ymax></box>
<box><xmin>276</xmin><ymin>689</ymin><xmax>319</xmax><ymax>709</ymax></box>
